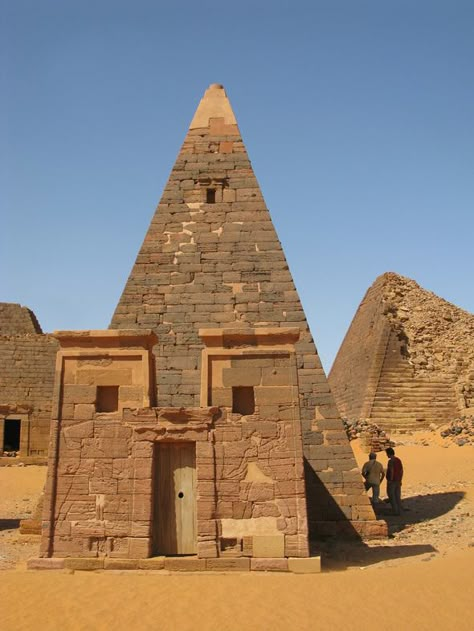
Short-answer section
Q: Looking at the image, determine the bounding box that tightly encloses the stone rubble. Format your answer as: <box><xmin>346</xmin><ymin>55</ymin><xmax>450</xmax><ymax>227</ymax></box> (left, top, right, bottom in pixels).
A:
<box><xmin>439</xmin><ymin>416</ymin><xmax>474</xmax><ymax>446</ymax></box>
<box><xmin>330</xmin><ymin>272</ymin><xmax>474</xmax><ymax>433</ymax></box>
<box><xmin>342</xmin><ymin>418</ymin><xmax>394</xmax><ymax>452</ymax></box>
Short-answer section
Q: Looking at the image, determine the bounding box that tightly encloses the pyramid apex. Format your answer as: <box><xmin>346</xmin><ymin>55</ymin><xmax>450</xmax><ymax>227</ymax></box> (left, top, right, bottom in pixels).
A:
<box><xmin>189</xmin><ymin>83</ymin><xmax>238</xmax><ymax>130</ymax></box>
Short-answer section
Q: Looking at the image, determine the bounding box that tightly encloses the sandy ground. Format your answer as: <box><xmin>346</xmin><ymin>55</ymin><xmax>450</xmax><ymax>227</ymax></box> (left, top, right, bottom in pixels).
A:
<box><xmin>0</xmin><ymin>435</ymin><xmax>473</xmax><ymax>631</ymax></box>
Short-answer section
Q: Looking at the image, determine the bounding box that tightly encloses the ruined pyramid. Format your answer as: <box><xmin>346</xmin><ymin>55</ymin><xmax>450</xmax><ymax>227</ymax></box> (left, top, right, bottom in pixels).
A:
<box><xmin>110</xmin><ymin>83</ymin><xmax>382</xmax><ymax>538</ymax></box>
<box><xmin>329</xmin><ymin>272</ymin><xmax>474</xmax><ymax>432</ymax></box>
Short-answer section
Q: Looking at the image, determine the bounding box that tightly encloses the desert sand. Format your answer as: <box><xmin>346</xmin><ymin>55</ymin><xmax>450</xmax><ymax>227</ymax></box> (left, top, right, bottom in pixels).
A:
<box><xmin>1</xmin><ymin>435</ymin><xmax>473</xmax><ymax>631</ymax></box>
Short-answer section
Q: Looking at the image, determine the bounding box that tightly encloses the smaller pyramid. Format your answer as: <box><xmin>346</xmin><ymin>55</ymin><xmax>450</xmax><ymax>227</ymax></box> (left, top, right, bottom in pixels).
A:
<box><xmin>0</xmin><ymin>303</ymin><xmax>57</xmax><ymax>456</ymax></box>
<box><xmin>329</xmin><ymin>273</ymin><xmax>474</xmax><ymax>432</ymax></box>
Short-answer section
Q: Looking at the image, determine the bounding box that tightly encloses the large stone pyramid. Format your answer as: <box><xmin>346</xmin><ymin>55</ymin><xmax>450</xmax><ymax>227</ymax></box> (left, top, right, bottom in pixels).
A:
<box><xmin>329</xmin><ymin>272</ymin><xmax>474</xmax><ymax>432</ymax></box>
<box><xmin>111</xmin><ymin>84</ymin><xmax>381</xmax><ymax>538</ymax></box>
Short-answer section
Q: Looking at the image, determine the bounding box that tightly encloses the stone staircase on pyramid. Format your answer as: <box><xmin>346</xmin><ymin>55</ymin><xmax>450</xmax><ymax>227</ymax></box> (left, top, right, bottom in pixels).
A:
<box><xmin>367</xmin><ymin>331</ymin><xmax>458</xmax><ymax>432</ymax></box>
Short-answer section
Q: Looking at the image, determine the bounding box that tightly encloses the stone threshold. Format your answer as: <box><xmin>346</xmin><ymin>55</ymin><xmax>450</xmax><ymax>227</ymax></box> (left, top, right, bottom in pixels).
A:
<box><xmin>27</xmin><ymin>555</ymin><xmax>321</xmax><ymax>574</ymax></box>
<box><xmin>0</xmin><ymin>456</ymin><xmax>47</xmax><ymax>466</ymax></box>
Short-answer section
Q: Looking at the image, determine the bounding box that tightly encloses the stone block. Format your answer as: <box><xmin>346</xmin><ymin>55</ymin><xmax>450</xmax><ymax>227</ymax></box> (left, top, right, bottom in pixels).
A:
<box><xmin>211</xmin><ymin>387</ymin><xmax>232</xmax><ymax>407</ymax></box>
<box><xmin>89</xmin><ymin>478</ymin><xmax>117</xmax><ymax>494</ymax></box>
<box><xmin>27</xmin><ymin>557</ymin><xmax>65</xmax><ymax>570</ymax></box>
<box><xmin>19</xmin><ymin>518</ymin><xmax>42</xmax><ymax>535</ymax></box>
<box><xmin>250</xmin><ymin>558</ymin><xmax>288</xmax><ymax>572</ymax></box>
<box><xmin>285</xmin><ymin>534</ymin><xmax>309</xmax><ymax>558</ymax></box>
<box><xmin>313</xmin><ymin>419</ymin><xmax>344</xmax><ymax>431</ymax></box>
<box><xmin>63</xmin><ymin>385</ymin><xmax>96</xmax><ymax>404</ymax></box>
<box><xmin>352</xmin><ymin>505</ymin><xmax>377</xmax><ymax>520</ymax></box>
<box><xmin>63</xmin><ymin>420</ymin><xmax>94</xmax><ymax>439</ymax></box>
<box><xmin>205</xmin><ymin>558</ymin><xmax>250</xmax><ymax>572</ymax></box>
<box><xmin>104</xmin><ymin>558</ymin><xmax>139</xmax><ymax>570</ymax></box>
<box><xmin>247</xmin><ymin>483</ymin><xmax>274</xmax><ymax>502</ymax></box>
<box><xmin>128</xmin><ymin>537</ymin><xmax>150</xmax><ymax>559</ymax></box>
<box><xmin>119</xmin><ymin>385</ymin><xmax>144</xmax><ymax>402</ymax></box>
<box><xmin>222</xmin><ymin>367</ymin><xmax>262</xmax><ymax>387</ymax></box>
<box><xmin>261</xmin><ymin>368</ymin><xmax>292</xmax><ymax>386</ymax></box>
<box><xmin>255</xmin><ymin>386</ymin><xmax>298</xmax><ymax>405</ymax></box>
<box><xmin>64</xmin><ymin>557</ymin><xmax>104</xmax><ymax>571</ymax></box>
<box><xmin>288</xmin><ymin>556</ymin><xmax>321</xmax><ymax>573</ymax></box>
<box><xmin>242</xmin><ymin>536</ymin><xmax>253</xmax><ymax>556</ymax></box>
<box><xmin>77</xmin><ymin>369</ymin><xmax>132</xmax><ymax>387</ymax></box>
<box><xmin>164</xmin><ymin>557</ymin><xmax>206</xmax><ymax>572</ymax></box>
<box><xmin>197</xmin><ymin>499</ymin><xmax>216</xmax><ymax>520</ymax></box>
<box><xmin>232</xmin><ymin>501</ymin><xmax>252</xmax><ymax>519</ymax></box>
<box><xmin>132</xmin><ymin>458</ymin><xmax>153</xmax><ymax>480</ymax></box>
<box><xmin>74</xmin><ymin>404</ymin><xmax>95</xmax><ymax>421</ymax></box>
<box><xmin>138</xmin><ymin>557</ymin><xmax>165</xmax><ymax>570</ymax></box>
<box><xmin>252</xmin><ymin>534</ymin><xmax>285</xmax><ymax>558</ymax></box>
<box><xmin>197</xmin><ymin>519</ymin><xmax>217</xmax><ymax>537</ymax></box>
<box><xmin>215</xmin><ymin>501</ymin><xmax>233</xmax><ymax>518</ymax></box>
<box><xmin>197</xmin><ymin>541</ymin><xmax>218</xmax><ymax>558</ymax></box>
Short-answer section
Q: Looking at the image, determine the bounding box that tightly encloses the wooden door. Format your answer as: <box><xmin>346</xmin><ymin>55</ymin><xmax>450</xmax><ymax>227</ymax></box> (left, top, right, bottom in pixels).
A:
<box><xmin>153</xmin><ymin>442</ymin><xmax>196</xmax><ymax>555</ymax></box>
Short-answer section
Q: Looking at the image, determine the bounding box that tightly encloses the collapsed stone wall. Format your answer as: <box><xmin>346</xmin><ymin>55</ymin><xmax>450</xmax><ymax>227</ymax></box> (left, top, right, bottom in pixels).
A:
<box><xmin>329</xmin><ymin>273</ymin><xmax>473</xmax><ymax>432</ymax></box>
<box><xmin>0</xmin><ymin>303</ymin><xmax>57</xmax><ymax>456</ymax></box>
<box><xmin>381</xmin><ymin>273</ymin><xmax>474</xmax><ymax>411</ymax></box>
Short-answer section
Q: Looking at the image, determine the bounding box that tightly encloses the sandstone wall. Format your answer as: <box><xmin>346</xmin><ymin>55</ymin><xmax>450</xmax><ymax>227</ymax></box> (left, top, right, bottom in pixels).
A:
<box><xmin>329</xmin><ymin>275</ymin><xmax>390</xmax><ymax>420</ymax></box>
<box><xmin>41</xmin><ymin>331</ymin><xmax>309</xmax><ymax>561</ymax></box>
<box><xmin>0</xmin><ymin>303</ymin><xmax>42</xmax><ymax>335</ymax></box>
<box><xmin>0</xmin><ymin>303</ymin><xmax>57</xmax><ymax>456</ymax></box>
<box><xmin>110</xmin><ymin>85</ymin><xmax>381</xmax><ymax>538</ymax></box>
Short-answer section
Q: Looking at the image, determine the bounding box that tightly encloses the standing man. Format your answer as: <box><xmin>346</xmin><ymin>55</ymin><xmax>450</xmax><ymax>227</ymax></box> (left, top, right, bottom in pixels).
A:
<box><xmin>385</xmin><ymin>447</ymin><xmax>404</xmax><ymax>515</ymax></box>
<box><xmin>362</xmin><ymin>452</ymin><xmax>385</xmax><ymax>503</ymax></box>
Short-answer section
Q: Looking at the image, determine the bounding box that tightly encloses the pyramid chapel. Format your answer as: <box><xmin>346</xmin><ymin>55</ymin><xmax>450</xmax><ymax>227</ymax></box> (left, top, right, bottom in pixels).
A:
<box><xmin>37</xmin><ymin>84</ymin><xmax>385</xmax><ymax>570</ymax></box>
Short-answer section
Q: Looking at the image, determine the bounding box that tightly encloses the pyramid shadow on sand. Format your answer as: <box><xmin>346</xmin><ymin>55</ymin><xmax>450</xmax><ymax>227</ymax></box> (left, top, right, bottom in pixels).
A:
<box><xmin>312</xmin><ymin>491</ymin><xmax>464</xmax><ymax>570</ymax></box>
<box><xmin>373</xmin><ymin>490</ymin><xmax>465</xmax><ymax>534</ymax></box>
<box><xmin>317</xmin><ymin>541</ymin><xmax>437</xmax><ymax>571</ymax></box>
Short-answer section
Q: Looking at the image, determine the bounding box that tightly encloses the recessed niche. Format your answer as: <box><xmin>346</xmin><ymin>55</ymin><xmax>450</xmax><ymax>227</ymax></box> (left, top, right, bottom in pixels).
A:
<box><xmin>96</xmin><ymin>386</ymin><xmax>119</xmax><ymax>413</ymax></box>
<box><xmin>206</xmin><ymin>188</ymin><xmax>216</xmax><ymax>203</ymax></box>
<box><xmin>232</xmin><ymin>386</ymin><xmax>255</xmax><ymax>415</ymax></box>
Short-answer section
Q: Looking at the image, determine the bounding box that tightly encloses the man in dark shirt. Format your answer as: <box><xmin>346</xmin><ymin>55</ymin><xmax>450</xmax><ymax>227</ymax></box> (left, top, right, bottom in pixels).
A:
<box><xmin>385</xmin><ymin>447</ymin><xmax>403</xmax><ymax>515</ymax></box>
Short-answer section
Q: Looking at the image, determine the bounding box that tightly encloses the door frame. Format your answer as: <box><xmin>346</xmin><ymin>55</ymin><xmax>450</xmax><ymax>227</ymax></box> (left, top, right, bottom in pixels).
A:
<box><xmin>152</xmin><ymin>441</ymin><xmax>197</xmax><ymax>556</ymax></box>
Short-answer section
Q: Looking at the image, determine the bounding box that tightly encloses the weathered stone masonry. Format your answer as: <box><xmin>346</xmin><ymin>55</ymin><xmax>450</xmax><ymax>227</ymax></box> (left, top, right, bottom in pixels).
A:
<box><xmin>108</xmin><ymin>84</ymin><xmax>383</xmax><ymax>539</ymax></box>
<box><xmin>40</xmin><ymin>329</ymin><xmax>310</xmax><ymax>566</ymax></box>
<box><xmin>0</xmin><ymin>303</ymin><xmax>57</xmax><ymax>456</ymax></box>
<box><xmin>35</xmin><ymin>85</ymin><xmax>385</xmax><ymax>570</ymax></box>
<box><xmin>329</xmin><ymin>273</ymin><xmax>473</xmax><ymax>432</ymax></box>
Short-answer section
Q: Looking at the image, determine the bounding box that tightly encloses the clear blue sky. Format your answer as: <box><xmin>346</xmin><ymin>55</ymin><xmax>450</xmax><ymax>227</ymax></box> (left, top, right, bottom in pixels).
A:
<box><xmin>2</xmin><ymin>0</ymin><xmax>473</xmax><ymax>372</ymax></box>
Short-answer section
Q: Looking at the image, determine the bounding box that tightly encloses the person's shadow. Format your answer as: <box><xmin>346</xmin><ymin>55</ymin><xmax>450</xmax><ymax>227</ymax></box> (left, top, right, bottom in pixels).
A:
<box><xmin>306</xmin><ymin>456</ymin><xmax>464</xmax><ymax>570</ymax></box>
<box><xmin>372</xmin><ymin>490</ymin><xmax>465</xmax><ymax>535</ymax></box>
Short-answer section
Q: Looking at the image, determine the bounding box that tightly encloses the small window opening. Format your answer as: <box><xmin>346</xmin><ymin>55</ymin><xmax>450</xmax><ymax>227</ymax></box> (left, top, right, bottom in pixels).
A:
<box><xmin>96</xmin><ymin>386</ymin><xmax>119</xmax><ymax>413</ymax></box>
<box><xmin>3</xmin><ymin>419</ymin><xmax>21</xmax><ymax>452</ymax></box>
<box><xmin>232</xmin><ymin>386</ymin><xmax>255</xmax><ymax>415</ymax></box>
<box><xmin>206</xmin><ymin>188</ymin><xmax>216</xmax><ymax>203</ymax></box>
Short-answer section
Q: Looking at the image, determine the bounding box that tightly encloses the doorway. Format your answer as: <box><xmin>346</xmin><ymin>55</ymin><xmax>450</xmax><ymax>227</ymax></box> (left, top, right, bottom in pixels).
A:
<box><xmin>153</xmin><ymin>442</ymin><xmax>196</xmax><ymax>555</ymax></box>
<box><xmin>3</xmin><ymin>419</ymin><xmax>21</xmax><ymax>453</ymax></box>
